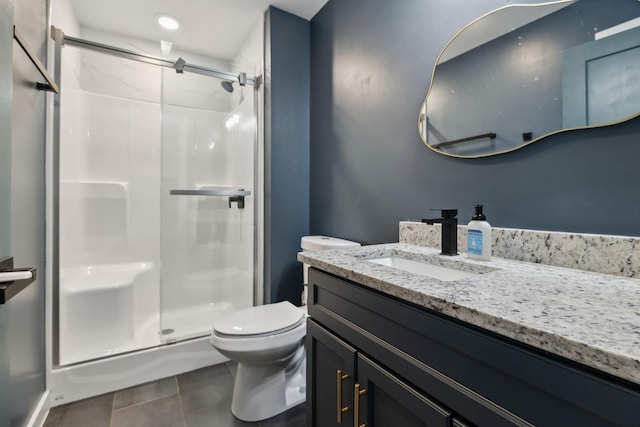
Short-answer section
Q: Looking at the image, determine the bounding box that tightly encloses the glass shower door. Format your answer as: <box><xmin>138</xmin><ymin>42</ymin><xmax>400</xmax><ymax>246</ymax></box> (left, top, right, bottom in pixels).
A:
<box><xmin>160</xmin><ymin>66</ymin><xmax>255</xmax><ymax>342</ymax></box>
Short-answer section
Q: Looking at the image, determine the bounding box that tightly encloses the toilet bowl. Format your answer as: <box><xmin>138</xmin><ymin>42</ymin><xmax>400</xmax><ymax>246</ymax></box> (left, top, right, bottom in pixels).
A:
<box><xmin>210</xmin><ymin>235</ymin><xmax>360</xmax><ymax>422</ymax></box>
<box><xmin>210</xmin><ymin>301</ymin><xmax>307</xmax><ymax>421</ymax></box>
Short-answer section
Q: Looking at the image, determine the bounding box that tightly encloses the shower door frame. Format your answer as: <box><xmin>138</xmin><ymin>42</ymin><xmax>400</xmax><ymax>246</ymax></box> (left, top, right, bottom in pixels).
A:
<box><xmin>47</xmin><ymin>26</ymin><xmax>263</xmax><ymax>368</ymax></box>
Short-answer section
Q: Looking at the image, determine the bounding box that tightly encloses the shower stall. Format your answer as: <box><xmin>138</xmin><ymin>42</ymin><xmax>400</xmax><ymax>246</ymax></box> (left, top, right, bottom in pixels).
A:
<box><xmin>47</xmin><ymin>28</ymin><xmax>261</xmax><ymax>403</ymax></box>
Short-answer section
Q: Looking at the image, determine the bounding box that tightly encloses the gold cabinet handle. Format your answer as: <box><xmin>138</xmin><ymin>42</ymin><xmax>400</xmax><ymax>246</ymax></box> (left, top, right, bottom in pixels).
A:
<box><xmin>337</xmin><ymin>370</ymin><xmax>350</xmax><ymax>423</ymax></box>
<box><xmin>353</xmin><ymin>383</ymin><xmax>367</xmax><ymax>427</ymax></box>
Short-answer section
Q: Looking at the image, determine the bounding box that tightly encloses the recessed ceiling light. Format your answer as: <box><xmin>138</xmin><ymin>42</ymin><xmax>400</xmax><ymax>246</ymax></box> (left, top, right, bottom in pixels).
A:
<box><xmin>157</xmin><ymin>14</ymin><xmax>180</xmax><ymax>30</ymax></box>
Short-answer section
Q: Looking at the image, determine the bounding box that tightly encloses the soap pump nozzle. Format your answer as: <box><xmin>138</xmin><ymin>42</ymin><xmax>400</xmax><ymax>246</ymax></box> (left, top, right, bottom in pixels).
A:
<box><xmin>472</xmin><ymin>204</ymin><xmax>486</xmax><ymax>221</ymax></box>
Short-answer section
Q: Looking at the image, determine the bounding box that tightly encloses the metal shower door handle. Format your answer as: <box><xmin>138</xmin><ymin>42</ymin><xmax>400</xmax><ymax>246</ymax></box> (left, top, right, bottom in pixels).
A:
<box><xmin>169</xmin><ymin>187</ymin><xmax>250</xmax><ymax>209</ymax></box>
<box><xmin>169</xmin><ymin>188</ymin><xmax>251</xmax><ymax>197</ymax></box>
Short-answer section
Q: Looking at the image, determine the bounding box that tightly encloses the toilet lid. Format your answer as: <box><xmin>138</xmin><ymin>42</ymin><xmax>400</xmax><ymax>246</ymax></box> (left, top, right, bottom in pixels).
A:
<box><xmin>214</xmin><ymin>301</ymin><xmax>305</xmax><ymax>337</ymax></box>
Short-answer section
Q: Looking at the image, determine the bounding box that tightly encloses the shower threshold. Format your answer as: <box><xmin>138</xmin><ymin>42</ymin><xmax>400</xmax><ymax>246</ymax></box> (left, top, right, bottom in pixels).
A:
<box><xmin>49</xmin><ymin>336</ymin><xmax>226</xmax><ymax>406</ymax></box>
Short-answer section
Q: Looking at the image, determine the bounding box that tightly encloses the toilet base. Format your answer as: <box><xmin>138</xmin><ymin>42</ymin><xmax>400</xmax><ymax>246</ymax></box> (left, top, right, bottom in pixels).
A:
<box><xmin>231</xmin><ymin>345</ymin><xmax>306</xmax><ymax>422</ymax></box>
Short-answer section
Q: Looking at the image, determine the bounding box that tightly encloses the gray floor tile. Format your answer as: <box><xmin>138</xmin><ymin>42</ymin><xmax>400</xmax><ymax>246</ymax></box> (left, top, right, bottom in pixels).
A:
<box><xmin>43</xmin><ymin>393</ymin><xmax>114</xmax><ymax>427</ymax></box>
<box><xmin>183</xmin><ymin>398</ymin><xmax>255</xmax><ymax>427</ymax></box>
<box><xmin>178</xmin><ymin>364</ymin><xmax>235</xmax><ymax>414</ymax></box>
<box><xmin>111</xmin><ymin>394</ymin><xmax>185</xmax><ymax>427</ymax></box>
<box><xmin>114</xmin><ymin>376</ymin><xmax>178</xmax><ymax>410</ymax></box>
<box><xmin>177</xmin><ymin>364</ymin><xmax>235</xmax><ymax>394</ymax></box>
<box><xmin>43</xmin><ymin>363</ymin><xmax>305</xmax><ymax>427</ymax></box>
<box><xmin>258</xmin><ymin>403</ymin><xmax>305</xmax><ymax>427</ymax></box>
<box><xmin>179</xmin><ymin>380</ymin><xmax>234</xmax><ymax>415</ymax></box>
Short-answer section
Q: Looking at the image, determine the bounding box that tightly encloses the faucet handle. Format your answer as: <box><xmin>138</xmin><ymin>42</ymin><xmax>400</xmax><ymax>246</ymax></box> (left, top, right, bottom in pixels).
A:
<box><xmin>430</xmin><ymin>208</ymin><xmax>457</xmax><ymax>218</ymax></box>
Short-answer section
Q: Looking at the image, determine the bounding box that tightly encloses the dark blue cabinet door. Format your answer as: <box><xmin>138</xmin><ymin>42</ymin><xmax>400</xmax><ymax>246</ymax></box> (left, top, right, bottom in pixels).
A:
<box><xmin>355</xmin><ymin>353</ymin><xmax>453</xmax><ymax>427</ymax></box>
<box><xmin>307</xmin><ymin>319</ymin><xmax>357</xmax><ymax>427</ymax></box>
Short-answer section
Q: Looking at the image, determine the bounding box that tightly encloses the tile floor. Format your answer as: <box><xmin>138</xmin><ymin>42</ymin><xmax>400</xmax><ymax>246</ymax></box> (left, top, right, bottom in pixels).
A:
<box><xmin>43</xmin><ymin>362</ymin><xmax>306</xmax><ymax>427</ymax></box>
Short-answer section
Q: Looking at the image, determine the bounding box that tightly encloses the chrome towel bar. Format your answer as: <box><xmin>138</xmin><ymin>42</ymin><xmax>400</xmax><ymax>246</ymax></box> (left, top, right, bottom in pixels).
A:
<box><xmin>0</xmin><ymin>271</ymin><xmax>33</xmax><ymax>282</ymax></box>
<box><xmin>0</xmin><ymin>257</ymin><xmax>37</xmax><ymax>304</ymax></box>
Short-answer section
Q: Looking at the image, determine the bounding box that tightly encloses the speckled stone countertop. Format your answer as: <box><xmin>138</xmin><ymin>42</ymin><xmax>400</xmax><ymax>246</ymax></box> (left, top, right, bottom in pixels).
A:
<box><xmin>298</xmin><ymin>243</ymin><xmax>640</xmax><ymax>385</ymax></box>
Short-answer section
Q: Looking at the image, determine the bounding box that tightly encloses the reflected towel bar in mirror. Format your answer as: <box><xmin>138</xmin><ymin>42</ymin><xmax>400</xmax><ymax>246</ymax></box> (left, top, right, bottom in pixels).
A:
<box><xmin>431</xmin><ymin>132</ymin><xmax>496</xmax><ymax>149</ymax></box>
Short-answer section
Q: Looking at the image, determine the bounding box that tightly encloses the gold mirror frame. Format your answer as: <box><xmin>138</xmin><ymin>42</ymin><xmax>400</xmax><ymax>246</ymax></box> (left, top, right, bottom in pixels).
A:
<box><xmin>419</xmin><ymin>0</ymin><xmax>640</xmax><ymax>158</ymax></box>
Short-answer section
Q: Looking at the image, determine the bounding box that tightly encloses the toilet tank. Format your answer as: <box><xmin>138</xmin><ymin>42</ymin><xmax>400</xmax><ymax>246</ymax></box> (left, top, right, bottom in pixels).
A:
<box><xmin>300</xmin><ymin>236</ymin><xmax>360</xmax><ymax>285</ymax></box>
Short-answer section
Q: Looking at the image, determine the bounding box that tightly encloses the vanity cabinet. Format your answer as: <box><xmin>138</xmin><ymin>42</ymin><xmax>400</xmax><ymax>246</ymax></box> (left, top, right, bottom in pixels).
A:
<box><xmin>308</xmin><ymin>320</ymin><xmax>454</xmax><ymax>426</ymax></box>
<box><xmin>306</xmin><ymin>268</ymin><xmax>640</xmax><ymax>426</ymax></box>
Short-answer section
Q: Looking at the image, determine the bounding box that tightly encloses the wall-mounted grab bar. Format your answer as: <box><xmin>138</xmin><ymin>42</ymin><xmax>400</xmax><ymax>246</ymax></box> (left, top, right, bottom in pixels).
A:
<box><xmin>0</xmin><ymin>257</ymin><xmax>37</xmax><ymax>304</ymax></box>
<box><xmin>432</xmin><ymin>132</ymin><xmax>496</xmax><ymax>149</ymax></box>
<box><xmin>13</xmin><ymin>26</ymin><xmax>59</xmax><ymax>93</ymax></box>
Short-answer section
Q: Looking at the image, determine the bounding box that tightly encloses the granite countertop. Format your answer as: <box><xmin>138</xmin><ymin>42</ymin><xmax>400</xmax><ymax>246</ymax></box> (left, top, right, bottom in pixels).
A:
<box><xmin>298</xmin><ymin>243</ymin><xmax>640</xmax><ymax>385</ymax></box>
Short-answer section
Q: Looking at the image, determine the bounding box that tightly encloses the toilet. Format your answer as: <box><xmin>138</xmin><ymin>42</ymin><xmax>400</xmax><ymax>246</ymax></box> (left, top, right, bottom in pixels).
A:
<box><xmin>210</xmin><ymin>235</ymin><xmax>360</xmax><ymax>422</ymax></box>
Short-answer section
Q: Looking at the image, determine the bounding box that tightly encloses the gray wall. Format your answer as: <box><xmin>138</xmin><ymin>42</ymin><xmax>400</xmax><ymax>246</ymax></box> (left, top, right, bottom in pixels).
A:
<box><xmin>0</xmin><ymin>0</ymin><xmax>15</xmax><ymax>424</ymax></box>
<box><xmin>0</xmin><ymin>0</ymin><xmax>48</xmax><ymax>424</ymax></box>
<box><xmin>309</xmin><ymin>0</ymin><xmax>640</xmax><ymax>245</ymax></box>
<box><xmin>265</xmin><ymin>8</ymin><xmax>310</xmax><ymax>304</ymax></box>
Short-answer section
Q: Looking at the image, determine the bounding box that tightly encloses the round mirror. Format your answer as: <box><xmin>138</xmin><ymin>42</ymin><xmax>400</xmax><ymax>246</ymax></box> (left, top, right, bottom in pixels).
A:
<box><xmin>419</xmin><ymin>0</ymin><xmax>640</xmax><ymax>158</ymax></box>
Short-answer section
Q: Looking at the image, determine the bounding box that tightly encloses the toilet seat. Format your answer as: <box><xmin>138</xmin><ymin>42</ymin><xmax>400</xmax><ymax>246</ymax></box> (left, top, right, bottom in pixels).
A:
<box><xmin>214</xmin><ymin>301</ymin><xmax>305</xmax><ymax>338</ymax></box>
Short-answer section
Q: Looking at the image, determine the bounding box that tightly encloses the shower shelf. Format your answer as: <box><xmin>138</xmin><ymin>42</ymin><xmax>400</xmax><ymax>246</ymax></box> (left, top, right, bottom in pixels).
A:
<box><xmin>170</xmin><ymin>188</ymin><xmax>251</xmax><ymax>197</ymax></box>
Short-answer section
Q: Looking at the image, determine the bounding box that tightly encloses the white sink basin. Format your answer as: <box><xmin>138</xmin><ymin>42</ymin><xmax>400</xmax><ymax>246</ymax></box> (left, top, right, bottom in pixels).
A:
<box><xmin>367</xmin><ymin>255</ymin><xmax>485</xmax><ymax>281</ymax></box>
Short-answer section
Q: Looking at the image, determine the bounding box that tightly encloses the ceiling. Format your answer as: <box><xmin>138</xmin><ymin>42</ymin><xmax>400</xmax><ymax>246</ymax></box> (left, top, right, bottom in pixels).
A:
<box><xmin>68</xmin><ymin>0</ymin><xmax>329</xmax><ymax>60</ymax></box>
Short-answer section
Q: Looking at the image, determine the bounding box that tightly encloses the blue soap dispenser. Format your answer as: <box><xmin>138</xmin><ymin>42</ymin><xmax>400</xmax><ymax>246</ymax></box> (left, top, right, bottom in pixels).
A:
<box><xmin>467</xmin><ymin>205</ymin><xmax>491</xmax><ymax>260</ymax></box>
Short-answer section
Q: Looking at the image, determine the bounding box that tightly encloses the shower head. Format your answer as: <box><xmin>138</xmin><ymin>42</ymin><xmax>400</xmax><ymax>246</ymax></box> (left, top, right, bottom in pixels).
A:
<box><xmin>221</xmin><ymin>73</ymin><xmax>247</xmax><ymax>93</ymax></box>
<box><xmin>221</xmin><ymin>80</ymin><xmax>234</xmax><ymax>93</ymax></box>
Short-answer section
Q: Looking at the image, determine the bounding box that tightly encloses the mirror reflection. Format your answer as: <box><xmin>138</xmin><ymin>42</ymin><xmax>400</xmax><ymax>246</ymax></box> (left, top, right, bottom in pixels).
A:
<box><xmin>419</xmin><ymin>0</ymin><xmax>640</xmax><ymax>158</ymax></box>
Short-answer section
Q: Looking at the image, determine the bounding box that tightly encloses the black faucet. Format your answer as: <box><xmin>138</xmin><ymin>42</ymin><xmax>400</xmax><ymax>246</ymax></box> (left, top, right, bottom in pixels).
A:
<box><xmin>421</xmin><ymin>209</ymin><xmax>458</xmax><ymax>256</ymax></box>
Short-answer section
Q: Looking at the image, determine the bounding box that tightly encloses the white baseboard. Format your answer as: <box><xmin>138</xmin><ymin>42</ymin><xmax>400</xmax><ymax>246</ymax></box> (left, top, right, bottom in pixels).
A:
<box><xmin>26</xmin><ymin>390</ymin><xmax>50</xmax><ymax>427</ymax></box>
